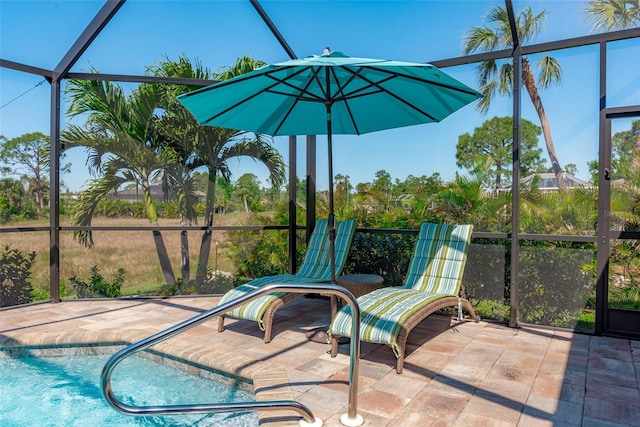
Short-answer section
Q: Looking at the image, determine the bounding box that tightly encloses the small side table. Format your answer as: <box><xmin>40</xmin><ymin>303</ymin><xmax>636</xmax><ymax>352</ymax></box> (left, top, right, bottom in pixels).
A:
<box><xmin>308</xmin><ymin>274</ymin><xmax>384</xmax><ymax>343</ymax></box>
<box><xmin>337</xmin><ymin>273</ymin><xmax>384</xmax><ymax>298</ymax></box>
<box><xmin>333</xmin><ymin>274</ymin><xmax>384</xmax><ymax>317</ymax></box>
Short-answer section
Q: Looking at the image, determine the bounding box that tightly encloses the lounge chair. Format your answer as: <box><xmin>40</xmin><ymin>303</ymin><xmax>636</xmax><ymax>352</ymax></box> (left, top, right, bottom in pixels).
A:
<box><xmin>217</xmin><ymin>219</ymin><xmax>356</xmax><ymax>343</ymax></box>
<box><xmin>328</xmin><ymin>223</ymin><xmax>477</xmax><ymax>373</ymax></box>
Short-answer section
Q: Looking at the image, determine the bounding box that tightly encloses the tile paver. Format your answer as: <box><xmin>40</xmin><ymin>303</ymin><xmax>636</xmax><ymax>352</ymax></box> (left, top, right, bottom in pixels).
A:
<box><xmin>1</xmin><ymin>296</ymin><xmax>639</xmax><ymax>426</ymax></box>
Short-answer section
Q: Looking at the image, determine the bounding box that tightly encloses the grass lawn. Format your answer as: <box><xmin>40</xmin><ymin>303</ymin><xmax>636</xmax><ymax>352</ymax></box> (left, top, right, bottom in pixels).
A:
<box><xmin>2</xmin><ymin>212</ymin><xmax>265</xmax><ymax>299</ymax></box>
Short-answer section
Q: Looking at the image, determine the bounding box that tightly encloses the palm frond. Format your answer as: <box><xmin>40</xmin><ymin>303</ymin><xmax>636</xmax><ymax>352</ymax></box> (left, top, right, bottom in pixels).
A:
<box><xmin>517</xmin><ymin>7</ymin><xmax>547</xmax><ymax>43</ymax></box>
<box><xmin>462</xmin><ymin>27</ymin><xmax>500</xmax><ymax>55</ymax></box>
<box><xmin>585</xmin><ymin>0</ymin><xmax>640</xmax><ymax>32</ymax></box>
<box><xmin>477</xmin><ymin>80</ymin><xmax>497</xmax><ymax>114</ymax></box>
<box><xmin>219</xmin><ymin>137</ymin><xmax>286</xmax><ymax>188</ymax></box>
<box><xmin>497</xmin><ymin>62</ymin><xmax>514</xmax><ymax>96</ymax></box>
<box><xmin>69</xmin><ymin>174</ymin><xmax>128</xmax><ymax>247</ymax></box>
<box><xmin>536</xmin><ymin>56</ymin><xmax>562</xmax><ymax>88</ymax></box>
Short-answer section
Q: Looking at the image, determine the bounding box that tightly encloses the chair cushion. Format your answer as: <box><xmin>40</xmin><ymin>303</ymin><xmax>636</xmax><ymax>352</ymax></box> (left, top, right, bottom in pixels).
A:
<box><xmin>218</xmin><ymin>275</ymin><xmax>318</xmax><ymax>329</ymax></box>
<box><xmin>404</xmin><ymin>223</ymin><xmax>473</xmax><ymax>294</ymax></box>
<box><xmin>296</xmin><ymin>219</ymin><xmax>356</xmax><ymax>280</ymax></box>
<box><xmin>217</xmin><ymin>219</ymin><xmax>356</xmax><ymax>326</ymax></box>
<box><xmin>329</xmin><ymin>287</ymin><xmax>454</xmax><ymax>357</ymax></box>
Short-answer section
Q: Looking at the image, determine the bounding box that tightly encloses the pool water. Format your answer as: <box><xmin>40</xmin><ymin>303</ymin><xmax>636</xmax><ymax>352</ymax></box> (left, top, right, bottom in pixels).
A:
<box><xmin>0</xmin><ymin>352</ymin><xmax>258</xmax><ymax>426</ymax></box>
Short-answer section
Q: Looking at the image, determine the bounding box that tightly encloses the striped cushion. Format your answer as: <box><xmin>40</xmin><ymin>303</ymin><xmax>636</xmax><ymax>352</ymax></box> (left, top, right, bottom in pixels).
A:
<box><xmin>218</xmin><ymin>219</ymin><xmax>356</xmax><ymax>329</ymax></box>
<box><xmin>328</xmin><ymin>223</ymin><xmax>472</xmax><ymax>356</ymax></box>
<box><xmin>403</xmin><ymin>223</ymin><xmax>473</xmax><ymax>294</ymax></box>
<box><xmin>329</xmin><ymin>287</ymin><xmax>447</xmax><ymax>356</ymax></box>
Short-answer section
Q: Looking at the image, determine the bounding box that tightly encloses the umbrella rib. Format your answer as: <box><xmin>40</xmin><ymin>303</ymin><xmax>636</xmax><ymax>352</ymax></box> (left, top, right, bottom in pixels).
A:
<box><xmin>328</xmin><ymin>66</ymin><xmax>362</xmax><ymax>100</ymax></box>
<box><xmin>202</xmin><ymin>89</ymin><xmax>265</xmax><ymax>125</ymax></box>
<box><xmin>367</xmin><ymin>65</ymin><xmax>481</xmax><ymax>97</ymax></box>
<box><xmin>264</xmin><ymin>68</ymin><xmax>326</xmax><ymax>102</ymax></box>
<box><xmin>329</xmin><ymin>66</ymin><xmax>361</xmax><ymax>134</ymax></box>
<box><xmin>339</xmin><ymin>68</ymin><xmax>439</xmax><ymax>122</ymax></box>
<box><xmin>265</xmin><ymin>89</ymin><xmax>322</xmax><ymax>102</ymax></box>
<box><xmin>308</xmin><ymin>66</ymin><xmax>329</xmax><ymax>101</ymax></box>
<box><xmin>180</xmin><ymin>68</ymin><xmax>266</xmax><ymax>97</ymax></box>
<box><xmin>331</xmin><ymin>72</ymin><xmax>393</xmax><ymax>102</ymax></box>
<box><xmin>271</xmin><ymin>67</ymin><xmax>319</xmax><ymax>135</ymax></box>
<box><xmin>201</xmin><ymin>67</ymin><xmax>320</xmax><ymax>125</ymax></box>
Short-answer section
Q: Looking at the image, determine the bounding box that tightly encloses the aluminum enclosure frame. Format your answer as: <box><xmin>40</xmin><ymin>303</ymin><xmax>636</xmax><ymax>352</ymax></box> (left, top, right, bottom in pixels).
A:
<box><xmin>1</xmin><ymin>0</ymin><xmax>639</xmax><ymax>338</ymax></box>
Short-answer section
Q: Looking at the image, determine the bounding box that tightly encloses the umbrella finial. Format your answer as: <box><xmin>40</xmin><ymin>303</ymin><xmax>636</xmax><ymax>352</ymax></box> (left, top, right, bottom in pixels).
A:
<box><xmin>323</xmin><ymin>47</ymin><xmax>330</xmax><ymax>55</ymax></box>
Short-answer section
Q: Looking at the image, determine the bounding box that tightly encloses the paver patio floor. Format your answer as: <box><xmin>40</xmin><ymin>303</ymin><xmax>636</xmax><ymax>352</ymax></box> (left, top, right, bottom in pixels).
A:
<box><xmin>1</xmin><ymin>296</ymin><xmax>639</xmax><ymax>426</ymax></box>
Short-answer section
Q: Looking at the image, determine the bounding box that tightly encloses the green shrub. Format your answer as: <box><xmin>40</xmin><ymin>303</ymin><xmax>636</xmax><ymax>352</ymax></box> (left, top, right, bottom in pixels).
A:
<box><xmin>69</xmin><ymin>265</ymin><xmax>125</xmax><ymax>298</ymax></box>
<box><xmin>472</xmin><ymin>299</ymin><xmax>510</xmax><ymax>322</ymax></box>
<box><xmin>0</xmin><ymin>197</ymin><xmax>13</xmax><ymax>224</ymax></box>
<box><xmin>195</xmin><ymin>271</ymin><xmax>235</xmax><ymax>294</ymax></box>
<box><xmin>0</xmin><ymin>244</ymin><xmax>36</xmax><ymax>307</ymax></box>
<box><xmin>575</xmin><ymin>310</ymin><xmax>595</xmax><ymax>331</ymax></box>
<box><xmin>518</xmin><ymin>242</ymin><xmax>594</xmax><ymax>328</ymax></box>
<box><xmin>157</xmin><ymin>201</ymin><xmax>180</xmax><ymax>218</ymax></box>
<box><xmin>156</xmin><ymin>271</ymin><xmax>234</xmax><ymax>296</ymax></box>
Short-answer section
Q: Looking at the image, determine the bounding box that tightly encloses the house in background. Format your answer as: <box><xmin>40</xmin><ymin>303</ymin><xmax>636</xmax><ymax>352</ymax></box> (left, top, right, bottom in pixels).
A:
<box><xmin>109</xmin><ymin>182</ymin><xmax>205</xmax><ymax>203</ymax></box>
<box><xmin>520</xmin><ymin>172</ymin><xmax>593</xmax><ymax>191</ymax></box>
<box><xmin>109</xmin><ymin>182</ymin><xmax>166</xmax><ymax>202</ymax></box>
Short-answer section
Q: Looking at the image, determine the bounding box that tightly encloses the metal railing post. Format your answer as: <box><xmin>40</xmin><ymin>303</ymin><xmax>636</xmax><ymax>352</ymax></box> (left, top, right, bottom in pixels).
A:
<box><xmin>100</xmin><ymin>283</ymin><xmax>362</xmax><ymax>427</ymax></box>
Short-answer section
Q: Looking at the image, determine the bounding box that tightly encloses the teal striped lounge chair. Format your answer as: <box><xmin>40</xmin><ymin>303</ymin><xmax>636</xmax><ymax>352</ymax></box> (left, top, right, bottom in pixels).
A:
<box><xmin>328</xmin><ymin>223</ymin><xmax>477</xmax><ymax>373</ymax></box>
<box><xmin>217</xmin><ymin>219</ymin><xmax>356</xmax><ymax>343</ymax></box>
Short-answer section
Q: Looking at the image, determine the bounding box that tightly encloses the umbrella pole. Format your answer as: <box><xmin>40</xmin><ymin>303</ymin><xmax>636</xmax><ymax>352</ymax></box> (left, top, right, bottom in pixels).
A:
<box><xmin>326</xmin><ymin>103</ymin><xmax>336</xmax><ymax>285</ymax></box>
<box><xmin>326</xmin><ymin>102</ymin><xmax>338</xmax><ymax>323</ymax></box>
<box><xmin>304</xmin><ymin>104</ymin><xmax>339</xmax><ymax>345</ymax></box>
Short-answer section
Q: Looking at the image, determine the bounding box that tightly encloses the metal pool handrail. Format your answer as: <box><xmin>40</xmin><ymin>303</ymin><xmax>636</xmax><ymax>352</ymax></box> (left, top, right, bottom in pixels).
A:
<box><xmin>100</xmin><ymin>283</ymin><xmax>362</xmax><ymax>427</ymax></box>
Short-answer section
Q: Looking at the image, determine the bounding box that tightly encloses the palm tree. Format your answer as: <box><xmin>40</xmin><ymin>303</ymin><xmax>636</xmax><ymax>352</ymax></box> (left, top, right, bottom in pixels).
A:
<box><xmin>432</xmin><ymin>161</ymin><xmax>501</xmax><ymax>229</ymax></box>
<box><xmin>585</xmin><ymin>0</ymin><xmax>640</xmax><ymax>31</ymax></box>
<box><xmin>463</xmin><ymin>5</ymin><xmax>565</xmax><ymax>190</ymax></box>
<box><xmin>585</xmin><ymin>1</ymin><xmax>640</xmax><ymax>172</ymax></box>
<box><xmin>149</xmin><ymin>55</ymin><xmax>286</xmax><ymax>285</ymax></box>
<box><xmin>62</xmin><ymin>78</ymin><xmax>178</xmax><ymax>285</ymax></box>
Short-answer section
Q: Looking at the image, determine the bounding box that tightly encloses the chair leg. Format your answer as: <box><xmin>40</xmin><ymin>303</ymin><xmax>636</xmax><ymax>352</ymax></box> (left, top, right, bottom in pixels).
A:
<box><xmin>217</xmin><ymin>314</ymin><xmax>225</xmax><ymax>332</ymax></box>
<box><xmin>461</xmin><ymin>299</ymin><xmax>479</xmax><ymax>322</ymax></box>
<box><xmin>396</xmin><ymin>351</ymin><xmax>405</xmax><ymax>374</ymax></box>
<box><xmin>395</xmin><ymin>326</ymin><xmax>411</xmax><ymax>374</ymax></box>
<box><xmin>263</xmin><ymin>322</ymin><xmax>272</xmax><ymax>343</ymax></box>
<box><xmin>330</xmin><ymin>337</ymin><xmax>339</xmax><ymax>358</ymax></box>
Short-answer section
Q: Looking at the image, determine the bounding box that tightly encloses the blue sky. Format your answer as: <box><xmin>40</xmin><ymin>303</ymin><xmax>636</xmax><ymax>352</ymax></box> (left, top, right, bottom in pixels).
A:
<box><xmin>1</xmin><ymin>0</ymin><xmax>639</xmax><ymax>192</ymax></box>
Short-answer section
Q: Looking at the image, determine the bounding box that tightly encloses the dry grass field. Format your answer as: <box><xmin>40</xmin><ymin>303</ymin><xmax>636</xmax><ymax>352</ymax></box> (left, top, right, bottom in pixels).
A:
<box><xmin>1</xmin><ymin>213</ymin><xmax>261</xmax><ymax>298</ymax></box>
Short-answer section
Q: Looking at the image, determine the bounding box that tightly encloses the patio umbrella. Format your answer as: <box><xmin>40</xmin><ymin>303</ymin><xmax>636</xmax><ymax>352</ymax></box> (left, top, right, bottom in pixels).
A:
<box><xmin>178</xmin><ymin>50</ymin><xmax>482</xmax><ymax>284</ymax></box>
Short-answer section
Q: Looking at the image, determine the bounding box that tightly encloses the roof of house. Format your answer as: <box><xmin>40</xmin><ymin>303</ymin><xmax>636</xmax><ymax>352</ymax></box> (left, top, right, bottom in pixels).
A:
<box><xmin>520</xmin><ymin>172</ymin><xmax>593</xmax><ymax>190</ymax></box>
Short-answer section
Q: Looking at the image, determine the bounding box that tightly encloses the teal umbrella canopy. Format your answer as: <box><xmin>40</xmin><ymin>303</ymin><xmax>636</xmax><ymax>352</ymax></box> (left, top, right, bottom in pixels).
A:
<box><xmin>178</xmin><ymin>50</ymin><xmax>481</xmax><ymax>284</ymax></box>
<box><xmin>178</xmin><ymin>51</ymin><xmax>482</xmax><ymax>136</ymax></box>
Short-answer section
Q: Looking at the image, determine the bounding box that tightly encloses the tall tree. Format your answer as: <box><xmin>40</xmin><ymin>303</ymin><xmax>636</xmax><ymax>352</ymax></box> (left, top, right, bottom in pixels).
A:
<box><xmin>456</xmin><ymin>116</ymin><xmax>546</xmax><ymax>191</ymax></box>
<box><xmin>0</xmin><ymin>132</ymin><xmax>51</xmax><ymax>212</ymax></box>
<box><xmin>233</xmin><ymin>173</ymin><xmax>262</xmax><ymax>214</ymax></box>
<box><xmin>62</xmin><ymin>78</ymin><xmax>178</xmax><ymax>285</ymax></box>
<box><xmin>149</xmin><ymin>55</ymin><xmax>286</xmax><ymax>284</ymax></box>
<box><xmin>463</xmin><ymin>5</ymin><xmax>565</xmax><ymax>189</ymax></box>
<box><xmin>585</xmin><ymin>0</ymin><xmax>640</xmax><ymax>31</ymax></box>
<box><xmin>334</xmin><ymin>173</ymin><xmax>353</xmax><ymax>216</ymax></box>
<box><xmin>588</xmin><ymin>120</ymin><xmax>640</xmax><ymax>180</ymax></box>
<box><xmin>0</xmin><ymin>177</ymin><xmax>28</xmax><ymax>222</ymax></box>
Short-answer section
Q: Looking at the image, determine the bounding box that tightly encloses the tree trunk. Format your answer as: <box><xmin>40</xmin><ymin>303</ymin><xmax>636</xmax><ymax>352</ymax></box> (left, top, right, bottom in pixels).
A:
<box><xmin>35</xmin><ymin>188</ymin><xmax>43</xmax><ymax>212</ymax></box>
<box><xmin>180</xmin><ymin>225</ymin><xmax>190</xmax><ymax>285</ymax></box>
<box><xmin>142</xmin><ymin>181</ymin><xmax>175</xmax><ymax>285</ymax></box>
<box><xmin>522</xmin><ymin>58</ymin><xmax>566</xmax><ymax>190</ymax></box>
<box><xmin>632</xmin><ymin>130</ymin><xmax>640</xmax><ymax>174</ymax></box>
<box><xmin>195</xmin><ymin>169</ymin><xmax>217</xmax><ymax>286</ymax></box>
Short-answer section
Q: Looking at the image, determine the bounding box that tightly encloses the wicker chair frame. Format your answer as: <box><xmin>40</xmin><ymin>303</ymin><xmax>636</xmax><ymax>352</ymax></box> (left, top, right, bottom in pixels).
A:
<box><xmin>218</xmin><ymin>293</ymin><xmax>302</xmax><ymax>343</ymax></box>
<box><xmin>330</xmin><ymin>294</ymin><xmax>477</xmax><ymax>373</ymax></box>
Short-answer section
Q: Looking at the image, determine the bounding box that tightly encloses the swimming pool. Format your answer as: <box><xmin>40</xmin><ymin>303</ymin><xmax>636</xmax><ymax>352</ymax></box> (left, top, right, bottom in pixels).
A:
<box><xmin>0</xmin><ymin>349</ymin><xmax>258</xmax><ymax>426</ymax></box>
